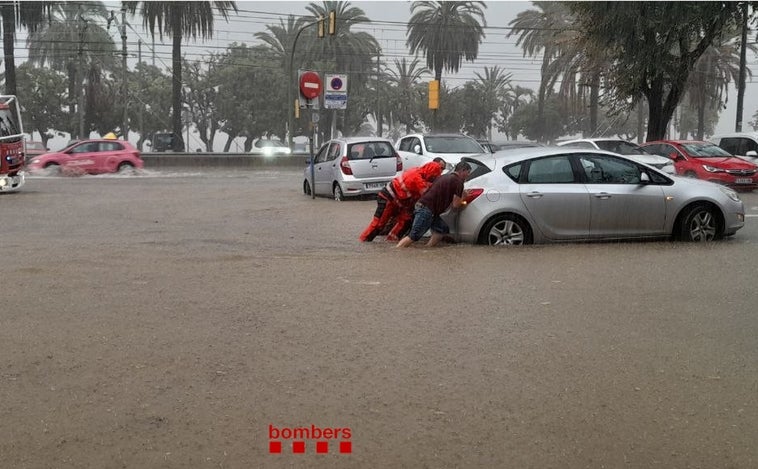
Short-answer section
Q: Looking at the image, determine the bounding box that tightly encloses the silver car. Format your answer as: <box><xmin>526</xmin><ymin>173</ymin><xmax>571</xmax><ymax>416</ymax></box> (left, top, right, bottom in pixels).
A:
<box><xmin>303</xmin><ymin>137</ymin><xmax>402</xmax><ymax>201</ymax></box>
<box><xmin>443</xmin><ymin>147</ymin><xmax>745</xmax><ymax>245</ymax></box>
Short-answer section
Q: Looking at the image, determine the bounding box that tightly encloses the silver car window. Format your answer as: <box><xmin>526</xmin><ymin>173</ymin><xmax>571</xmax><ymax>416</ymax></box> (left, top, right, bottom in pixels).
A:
<box><xmin>525</xmin><ymin>156</ymin><xmax>575</xmax><ymax>183</ymax></box>
<box><xmin>314</xmin><ymin>144</ymin><xmax>330</xmax><ymax>163</ymax></box>
<box><xmin>579</xmin><ymin>154</ymin><xmax>641</xmax><ymax>184</ymax></box>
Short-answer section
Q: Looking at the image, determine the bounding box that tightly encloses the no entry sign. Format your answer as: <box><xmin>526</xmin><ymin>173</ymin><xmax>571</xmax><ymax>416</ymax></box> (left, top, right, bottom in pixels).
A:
<box><xmin>299</xmin><ymin>71</ymin><xmax>322</xmax><ymax>100</ymax></box>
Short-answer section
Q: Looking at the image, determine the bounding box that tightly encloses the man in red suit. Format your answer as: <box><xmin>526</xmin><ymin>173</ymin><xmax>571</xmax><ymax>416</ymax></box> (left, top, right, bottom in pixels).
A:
<box><xmin>359</xmin><ymin>158</ymin><xmax>446</xmax><ymax>242</ymax></box>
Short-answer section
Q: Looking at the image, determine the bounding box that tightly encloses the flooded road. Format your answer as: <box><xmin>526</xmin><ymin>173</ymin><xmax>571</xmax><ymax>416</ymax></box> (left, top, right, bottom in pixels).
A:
<box><xmin>3</xmin><ymin>170</ymin><xmax>758</xmax><ymax>468</ymax></box>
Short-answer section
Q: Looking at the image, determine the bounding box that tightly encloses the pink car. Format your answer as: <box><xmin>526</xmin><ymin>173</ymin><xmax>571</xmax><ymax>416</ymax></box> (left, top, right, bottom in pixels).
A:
<box><xmin>26</xmin><ymin>139</ymin><xmax>143</xmax><ymax>175</ymax></box>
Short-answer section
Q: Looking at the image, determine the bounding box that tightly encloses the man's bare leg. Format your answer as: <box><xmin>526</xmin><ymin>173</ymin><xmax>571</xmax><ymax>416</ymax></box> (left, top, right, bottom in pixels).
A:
<box><xmin>426</xmin><ymin>232</ymin><xmax>444</xmax><ymax>247</ymax></box>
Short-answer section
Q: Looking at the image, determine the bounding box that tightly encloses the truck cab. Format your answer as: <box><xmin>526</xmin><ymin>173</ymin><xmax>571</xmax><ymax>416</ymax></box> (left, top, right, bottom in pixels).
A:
<box><xmin>0</xmin><ymin>95</ymin><xmax>25</xmax><ymax>192</ymax></box>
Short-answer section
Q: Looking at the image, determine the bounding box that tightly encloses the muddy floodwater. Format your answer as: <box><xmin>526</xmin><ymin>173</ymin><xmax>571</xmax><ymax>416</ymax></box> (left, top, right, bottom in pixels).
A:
<box><xmin>2</xmin><ymin>170</ymin><xmax>758</xmax><ymax>468</ymax></box>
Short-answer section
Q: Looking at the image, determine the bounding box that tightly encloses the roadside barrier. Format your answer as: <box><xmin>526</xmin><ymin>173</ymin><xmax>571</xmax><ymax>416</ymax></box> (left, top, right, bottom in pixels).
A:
<box><xmin>141</xmin><ymin>152</ymin><xmax>311</xmax><ymax>168</ymax></box>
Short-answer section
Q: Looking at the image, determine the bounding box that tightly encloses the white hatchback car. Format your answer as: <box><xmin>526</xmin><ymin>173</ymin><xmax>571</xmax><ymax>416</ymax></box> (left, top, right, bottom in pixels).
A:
<box><xmin>395</xmin><ymin>133</ymin><xmax>485</xmax><ymax>171</ymax></box>
<box><xmin>303</xmin><ymin>137</ymin><xmax>402</xmax><ymax>201</ymax></box>
<box><xmin>558</xmin><ymin>138</ymin><xmax>675</xmax><ymax>174</ymax></box>
<box><xmin>710</xmin><ymin>133</ymin><xmax>758</xmax><ymax>163</ymax></box>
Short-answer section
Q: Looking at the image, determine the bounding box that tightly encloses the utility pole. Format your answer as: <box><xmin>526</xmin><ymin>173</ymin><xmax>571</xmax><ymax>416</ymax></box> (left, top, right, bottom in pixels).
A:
<box><xmin>138</xmin><ymin>40</ymin><xmax>143</xmax><ymax>149</ymax></box>
<box><xmin>736</xmin><ymin>2</ymin><xmax>748</xmax><ymax>132</ymax></box>
<box><xmin>78</xmin><ymin>16</ymin><xmax>88</xmax><ymax>140</ymax></box>
<box><xmin>121</xmin><ymin>4</ymin><xmax>128</xmax><ymax>141</ymax></box>
<box><xmin>375</xmin><ymin>49</ymin><xmax>381</xmax><ymax>137</ymax></box>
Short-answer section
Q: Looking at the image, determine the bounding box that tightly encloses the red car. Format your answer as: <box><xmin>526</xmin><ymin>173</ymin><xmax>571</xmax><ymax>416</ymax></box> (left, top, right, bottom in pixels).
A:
<box><xmin>641</xmin><ymin>140</ymin><xmax>758</xmax><ymax>190</ymax></box>
<box><xmin>26</xmin><ymin>139</ymin><xmax>143</xmax><ymax>175</ymax></box>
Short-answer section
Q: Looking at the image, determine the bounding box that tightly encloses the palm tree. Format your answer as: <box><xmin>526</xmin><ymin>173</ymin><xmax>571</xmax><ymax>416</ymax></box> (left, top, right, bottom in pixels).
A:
<box><xmin>473</xmin><ymin>66</ymin><xmax>512</xmax><ymax>140</ymax></box>
<box><xmin>26</xmin><ymin>1</ymin><xmax>114</xmax><ymax>138</ymax></box>
<box><xmin>385</xmin><ymin>57</ymin><xmax>430</xmax><ymax>134</ymax></box>
<box><xmin>255</xmin><ymin>15</ymin><xmax>309</xmax><ymax>72</ymax></box>
<box><xmin>406</xmin><ymin>1</ymin><xmax>486</xmax><ymax>82</ymax></box>
<box><xmin>406</xmin><ymin>1</ymin><xmax>486</xmax><ymax>129</ymax></box>
<box><xmin>685</xmin><ymin>28</ymin><xmax>753</xmax><ymax>139</ymax></box>
<box><xmin>1</xmin><ymin>1</ymin><xmax>51</xmax><ymax>96</ymax></box>
<box><xmin>124</xmin><ymin>1</ymin><xmax>237</xmax><ymax>151</ymax></box>
<box><xmin>497</xmin><ymin>84</ymin><xmax>534</xmax><ymax>140</ymax></box>
<box><xmin>255</xmin><ymin>14</ymin><xmax>309</xmax><ymax>148</ymax></box>
<box><xmin>508</xmin><ymin>1</ymin><xmax>573</xmax><ymax>142</ymax></box>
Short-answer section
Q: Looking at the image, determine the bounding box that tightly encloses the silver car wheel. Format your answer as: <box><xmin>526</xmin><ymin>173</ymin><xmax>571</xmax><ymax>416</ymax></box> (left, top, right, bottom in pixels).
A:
<box><xmin>687</xmin><ymin>209</ymin><xmax>717</xmax><ymax>242</ymax></box>
<box><xmin>333</xmin><ymin>184</ymin><xmax>344</xmax><ymax>201</ymax></box>
<box><xmin>489</xmin><ymin>219</ymin><xmax>525</xmax><ymax>245</ymax></box>
<box><xmin>480</xmin><ymin>214</ymin><xmax>532</xmax><ymax>246</ymax></box>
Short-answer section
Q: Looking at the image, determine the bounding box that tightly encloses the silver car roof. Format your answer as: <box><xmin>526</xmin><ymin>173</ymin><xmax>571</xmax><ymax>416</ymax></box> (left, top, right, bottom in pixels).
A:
<box><xmin>469</xmin><ymin>145</ymin><xmax>644</xmax><ymax>168</ymax></box>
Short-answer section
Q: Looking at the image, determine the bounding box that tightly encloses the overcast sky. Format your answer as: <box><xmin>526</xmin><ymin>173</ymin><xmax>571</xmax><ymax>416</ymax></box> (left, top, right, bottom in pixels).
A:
<box><xmin>99</xmin><ymin>1</ymin><xmax>758</xmax><ymax>145</ymax></box>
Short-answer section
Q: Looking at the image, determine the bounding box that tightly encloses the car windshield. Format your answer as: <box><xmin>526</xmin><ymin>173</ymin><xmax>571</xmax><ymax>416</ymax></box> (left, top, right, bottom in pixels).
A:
<box><xmin>681</xmin><ymin>143</ymin><xmax>732</xmax><ymax>157</ymax></box>
<box><xmin>425</xmin><ymin>136</ymin><xmax>483</xmax><ymax>153</ymax></box>
<box><xmin>347</xmin><ymin>141</ymin><xmax>395</xmax><ymax>159</ymax></box>
<box><xmin>155</xmin><ymin>135</ymin><xmax>172</xmax><ymax>144</ymax></box>
<box><xmin>595</xmin><ymin>140</ymin><xmax>649</xmax><ymax>155</ymax></box>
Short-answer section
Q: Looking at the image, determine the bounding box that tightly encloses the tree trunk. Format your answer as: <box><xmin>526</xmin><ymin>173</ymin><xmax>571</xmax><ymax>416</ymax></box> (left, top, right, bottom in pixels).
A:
<box><xmin>171</xmin><ymin>11</ymin><xmax>183</xmax><ymax>151</ymax></box>
<box><xmin>589</xmin><ymin>72</ymin><xmax>600</xmax><ymax>137</ymax></box>
<box><xmin>2</xmin><ymin>5</ymin><xmax>16</xmax><ymax>96</ymax></box>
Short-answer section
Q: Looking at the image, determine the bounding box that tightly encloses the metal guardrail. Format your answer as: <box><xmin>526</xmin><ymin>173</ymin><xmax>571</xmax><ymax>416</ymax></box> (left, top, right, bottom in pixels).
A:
<box><xmin>141</xmin><ymin>152</ymin><xmax>311</xmax><ymax>168</ymax></box>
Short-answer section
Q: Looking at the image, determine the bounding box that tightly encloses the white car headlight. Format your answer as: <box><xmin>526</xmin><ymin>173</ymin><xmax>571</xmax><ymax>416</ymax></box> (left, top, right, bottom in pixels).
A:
<box><xmin>718</xmin><ymin>186</ymin><xmax>741</xmax><ymax>202</ymax></box>
<box><xmin>702</xmin><ymin>165</ymin><xmax>724</xmax><ymax>173</ymax></box>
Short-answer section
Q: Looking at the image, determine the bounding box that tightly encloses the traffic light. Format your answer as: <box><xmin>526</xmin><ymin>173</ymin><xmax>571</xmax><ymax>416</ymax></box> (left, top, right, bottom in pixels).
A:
<box><xmin>294</xmin><ymin>99</ymin><xmax>300</xmax><ymax>119</ymax></box>
<box><xmin>318</xmin><ymin>16</ymin><xmax>325</xmax><ymax>38</ymax></box>
<box><xmin>428</xmin><ymin>80</ymin><xmax>439</xmax><ymax>110</ymax></box>
<box><xmin>328</xmin><ymin>11</ymin><xmax>336</xmax><ymax>35</ymax></box>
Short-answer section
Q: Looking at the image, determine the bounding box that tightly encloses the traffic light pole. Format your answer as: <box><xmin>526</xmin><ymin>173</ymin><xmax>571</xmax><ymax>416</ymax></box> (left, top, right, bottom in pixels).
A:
<box><xmin>287</xmin><ymin>12</ymin><xmax>336</xmax><ymax>152</ymax></box>
<box><xmin>287</xmin><ymin>19</ymin><xmax>320</xmax><ymax>152</ymax></box>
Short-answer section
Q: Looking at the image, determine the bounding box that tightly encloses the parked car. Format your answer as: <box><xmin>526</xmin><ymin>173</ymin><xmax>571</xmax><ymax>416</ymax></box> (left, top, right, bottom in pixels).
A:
<box><xmin>303</xmin><ymin>137</ymin><xmax>402</xmax><ymax>201</ymax></box>
<box><xmin>23</xmin><ymin>140</ymin><xmax>48</xmax><ymax>163</ymax></box>
<box><xmin>492</xmin><ymin>141</ymin><xmax>543</xmax><ymax>151</ymax></box>
<box><xmin>26</xmin><ymin>139</ymin><xmax>143</xmax><ymax>175</ymax></box>
<box><xmin>558</xmin><ymin>138</ymin><xmax>675</xmax><ymax>174</ymax></box>
<box><xmin>709</xmin><ymin>133</ymin><xmax>758</xmax><ymax>163</ymax></box>
<box><xmin>640</xmin><ymin>140</ymin><xmax>758</xmax><ymax>191</ymax></box>
<box><xmin>395</xmin><ymin>133</ymin><xmax>485</xmax><ymax>170</ymax></box>
<box><xmin>440</xmin><ymin>147</ymin><xmax>745</xmax><ymax>245</ymax></box>
<box><xmin>150</xmin><ymin>132</ymin><xmax>183</xmax><ymax>152</ymax></box>
<box><xmin>250</xmin><ymin>138</ymin><xmax>291</xmax><ymax>156</ymax></box>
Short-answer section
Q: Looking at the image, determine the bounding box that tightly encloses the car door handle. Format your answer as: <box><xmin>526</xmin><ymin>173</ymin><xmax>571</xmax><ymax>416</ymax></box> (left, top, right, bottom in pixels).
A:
<box><xmin>526</xmin><ymin>191</ymin><xmax>543</xmax><ymax>198</ymax></box>
<box><xmin>593</xmin><ymin>192</ymin><xmax>611</xmax><ymax>199</ymax></box>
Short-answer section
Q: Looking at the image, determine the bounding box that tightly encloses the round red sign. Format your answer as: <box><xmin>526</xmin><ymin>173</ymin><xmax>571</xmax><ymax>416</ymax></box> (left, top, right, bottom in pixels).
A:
<box><xmin>299</xmin><ymin>71</ymin><xmax>322</xmax><ymax>100</ymax></box>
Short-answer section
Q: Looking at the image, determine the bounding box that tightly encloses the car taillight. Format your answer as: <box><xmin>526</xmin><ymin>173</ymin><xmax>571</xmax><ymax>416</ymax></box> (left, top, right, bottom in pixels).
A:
<box><xmin>464</xmin><ymin>188</ymin><xmax>484</xmax><ymax>203</ymax></box>
<box><xmin>395</xmin><ymin>153</ymin><xmax>403</xmax><ymax>171</ymax></box>
<box><xmin>340</xmin><ymin>156</ymin><xmax>353</xmax><ymax>175</ymax></box>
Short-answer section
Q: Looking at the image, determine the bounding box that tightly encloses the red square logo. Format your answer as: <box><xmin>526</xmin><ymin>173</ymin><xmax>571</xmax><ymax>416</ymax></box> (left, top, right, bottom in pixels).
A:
<box><xmin>269</xmin><ymin>441</ymin><xmax>281</xmax><ymax>453</ymax></box>
<box><xmin>316</xmin><ymin>441</ymin><xmax>329</xmax><ymax>453</ymax></box>
<box><xmin>339</xmin><ymin>441</ymin><xmax>352</xmax><ymax>454</ymax></box>
<box><xmin>293</xmin><ymin>441</ymin><xmax>305</xmax><ymax>453</ymax></box>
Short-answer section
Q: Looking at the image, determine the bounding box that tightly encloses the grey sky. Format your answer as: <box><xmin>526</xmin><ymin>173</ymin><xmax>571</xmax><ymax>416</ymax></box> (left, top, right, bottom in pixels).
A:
<box><xmin>88</xmin><ymin>1</ymin><xmax>758</xmax><ymax>145</ymax></box>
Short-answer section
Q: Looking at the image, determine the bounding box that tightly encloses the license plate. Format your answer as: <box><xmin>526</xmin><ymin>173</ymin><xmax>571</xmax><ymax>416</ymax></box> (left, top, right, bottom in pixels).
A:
<box><xmin>365</xmin><ymin>183</ymin><xmax>385</xmax><ymax>190</ymax></box>
<box><xmin>735</xmin><ymin>177</ymin><xmax>752</xmax><ymax>184</ymax></box>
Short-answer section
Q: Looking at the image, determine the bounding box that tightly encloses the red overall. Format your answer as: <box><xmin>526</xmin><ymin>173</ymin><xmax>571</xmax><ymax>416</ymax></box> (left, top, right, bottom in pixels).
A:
<box><xmin>359</xmin><ymin>161</ymin><xmax>443</xmax><ymax>242</ymax></box>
